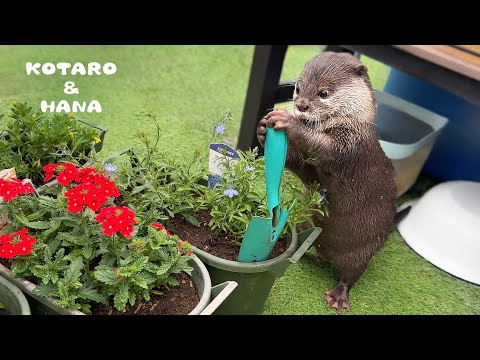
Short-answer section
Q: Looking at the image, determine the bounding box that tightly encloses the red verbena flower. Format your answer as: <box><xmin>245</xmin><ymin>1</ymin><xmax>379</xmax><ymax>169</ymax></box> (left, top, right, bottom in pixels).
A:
<box><xmin>43</xmin><ymin>164</ymin><xmax>59</xmax><ymax>182</ymax></box>
<box><xmin>0</xmin><ymin>228</ymin><xmax>36</xmax><ymax>259</ymax></box>
<box><xmin>0</xmin><ymin>233</ymin><xmax>13</xmax><ymax>244</ymax></box>
<box><xmin>0</xmin><ymin>178</ymin><xmax>34</xmax><ymax>202</ymax></box>
<box><xmin>95</xmin><ymin>206</ymin><xmax>137</xmax><ymax>238</ymax></box>
<box><xmin>150</xmin><ymin>223</ymin><xmax>165</xmax><ymax>231</ymax></box>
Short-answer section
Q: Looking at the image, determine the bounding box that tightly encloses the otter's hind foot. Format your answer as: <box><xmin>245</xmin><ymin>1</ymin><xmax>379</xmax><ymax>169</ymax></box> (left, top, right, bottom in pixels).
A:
<box><xmin>325</xmin><ymin>281</ymin><xmax>350</xmax><ymax>314</ymax></box>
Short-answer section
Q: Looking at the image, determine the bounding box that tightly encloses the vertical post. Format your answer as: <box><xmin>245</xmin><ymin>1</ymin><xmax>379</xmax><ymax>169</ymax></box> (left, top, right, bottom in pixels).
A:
<box><xmin>237</xmin><ymin>45</ymin><xmax>288</xmax><ymax>151</ymax></box>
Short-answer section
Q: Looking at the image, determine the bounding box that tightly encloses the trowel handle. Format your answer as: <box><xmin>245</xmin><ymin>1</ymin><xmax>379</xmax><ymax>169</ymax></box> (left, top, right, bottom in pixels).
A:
<box><xmin>264</xmin><ymin>127</ymin><xmax>288</xmax><ymax>216</ymax></box>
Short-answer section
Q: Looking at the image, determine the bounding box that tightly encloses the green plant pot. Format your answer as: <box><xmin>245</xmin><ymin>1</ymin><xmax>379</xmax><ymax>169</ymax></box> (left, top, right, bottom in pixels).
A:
<box><xmin>0</xmin><ymin>256</ymin><xmax>236</xmax><ymax>315</ymax></box>
<box><xmin>192</xmin><ymin>226</ymin><xmax>321</xmax><ymax>315</ymax></box>
<box><xmin>0</xmin><ymin>274</ymin><xmax>31</xmax><ymax>315</ymax></box>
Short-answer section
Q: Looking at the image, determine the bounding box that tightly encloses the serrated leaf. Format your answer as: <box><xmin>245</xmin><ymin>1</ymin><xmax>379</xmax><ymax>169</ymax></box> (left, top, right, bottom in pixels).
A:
<box><xmin>82</xmin><ymin>246</ymin><xmax>93</xmax><ymax>259</ymax></box>
<box><xmin>94</xmin><ymin>267</ymin><xmax>118</xmax><ymax>286</ymax></box>
<box><xmin>50</xmin><ymin>218</ymin><xmax>62</xmax><ymax>231</ymax></box>
<box><xmin>77</xmin><ymin>287</ymin><xmax>105</xmax><ymax>303</ymax></box>
<box><xmin>11</xmin><ymin>213</ymin><xmax>50</xmax><ymax>229</ymax></box>
<box><xmin>47</xmin><ymin>238</ymin><xmax>61</xmax><ymax>253</ymax></box>
<box><xmin>164</xmin><ymin>276</ymin><xmax>179</xmax><ymax>286</ymax></box>
<box><xmin>132</xmin><ymin>256</ymin><xmax>149</xmax><ymax>271</ymax></box>
<box><xmin>56</xmin><ymin>232</ymin><xmax>82</xmax><ymax>245</ymax></box>
<box><xmin>128</xmin><ymin>291</ymin><xmax>136</xmax><ymax>306</ymax></box>
<box><xmin>64</xmin><ymin>258</ymin><xmax>83</xmax><ymax>285</ymax></box>
<box><xmin>156</xmin><ymin>262</ymin><xmax>172</xmax><ymax>276</ymax></box>
<box><xmin>170</xmin><ymin>260</ymin><xmax>193</xmax><ymax>275</ymax></box>
<box><xmin>130</xmin><ymin>274</ymin><xmax>148</xmax><ymax>289</ymax></box>
<box><xmin>33</xmin><ymin>284</ymin><xmax>58</xmax><ymax>298</ymax></box>
<box><xmin>114</xmin><ymin>284</ymin><xmax>129</xmax><ymax>310</ymax></box>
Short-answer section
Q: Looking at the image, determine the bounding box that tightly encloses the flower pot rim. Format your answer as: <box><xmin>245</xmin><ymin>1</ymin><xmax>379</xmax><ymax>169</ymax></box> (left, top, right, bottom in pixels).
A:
<box><xmin>0</xmin><ymin>274</ymin><xmax>31</xmax><ymax>315</ymax></box>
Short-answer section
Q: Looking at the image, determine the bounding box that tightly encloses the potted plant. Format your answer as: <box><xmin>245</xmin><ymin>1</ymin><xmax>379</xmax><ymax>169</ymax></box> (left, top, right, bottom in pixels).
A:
<box><xmin>113</xmin><ymin>112</ymin><xmax>328</xmax><ymax>314</ymax></box>
<box><xmin>0</xmin><ymin>165</ymin><xmax>236</xmax><ymax>315</ymax></box>
<box><xmin>0</xmin><ymin>274</ymin><xmax>30</xmax><ymax>315</ymax></box>
<box><xmin>0</xmin><ymin>100</ymin><xmax>107</xmax><ymax>187</ymax></box>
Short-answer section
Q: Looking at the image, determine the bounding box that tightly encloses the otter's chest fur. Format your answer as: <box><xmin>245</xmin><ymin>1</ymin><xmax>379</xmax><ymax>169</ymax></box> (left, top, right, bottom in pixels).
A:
<box><xmin>294</xmin><ymin>128</ymin><xmax>397</xmax><ymax>257</ymax></box>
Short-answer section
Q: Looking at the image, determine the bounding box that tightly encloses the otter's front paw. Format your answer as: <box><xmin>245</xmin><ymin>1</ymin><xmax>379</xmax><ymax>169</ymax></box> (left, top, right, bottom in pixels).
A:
<box><xmin>257</xmin><ymin>117</ymin><xmax>267</xmax><ymax>147</ymax></box>
<box><xmin>265</xmin><ymin>109</ymin><xmax>296</xmax><ymax>132</ymax></box>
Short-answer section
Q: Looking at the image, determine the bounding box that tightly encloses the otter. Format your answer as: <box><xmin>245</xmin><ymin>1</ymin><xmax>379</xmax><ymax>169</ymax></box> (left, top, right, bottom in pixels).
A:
<box><xmin>257</xmin><ymin>51</ymin><xmax>398</xmax><ymax>314</ymax></box>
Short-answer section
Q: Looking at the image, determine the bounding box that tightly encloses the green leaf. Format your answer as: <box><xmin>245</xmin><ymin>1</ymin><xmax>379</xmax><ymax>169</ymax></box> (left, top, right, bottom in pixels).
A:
<box><xmin>50</xmin><ymin>218</ymin><xmax>62</xmax><ymax>231</ymax></box>
<box><xmin>164</xmin><ymin>276</ymin><xmax>179</xmax><ymax>286</ymax></box>
<box><xmin>182</xmin><ymin>213</ymin><xmax>200</xmax><ymax>227</ymax></box>
<box><xmin>94</xmin><ymin>267</ymin><xmax>118</xmax><ymax>286</ymax></box>
<box><xmin>64</xmin><ymin>258</ymin><xmax>83</xmax><ymax>285</ymax></box>
<box><xmin>48</xmin><ymin>238</ymin><xmax>62</xmax><ymax>253</ymax></box>
<box><xmin>56</xmin><ymin>232</ymin><xmax>82</xmax><ymax>245</ymax></box>
<box><xmin>77</xmin><ymin>287</ymin><xmax>105</xmax><ymax>303</ymax></box>
<box><xmin>131</xmin><ymin>185</ymin><xmax>147</xmax><ymax>195</ymax></box>
<box><xmin>156</xmin><ymin>262</ymin><xmax>172</xmax><ymax>276</ymax></box>
<box><xmin>170</xmin><ymin>260</ymin><xmax>193</xmax><ymax>275</ymax></box>
<box><xmin>82</xmin><ymin>246</ymin><xmax>93</xmax><ymax>260</ymax></box>
<box><xmin>128</xmin><ymin>291</ymin><xmax>136</xmax><ymax>306</ymax></box>
<box><xmin>11</xmin><ymin>213</ymin><xmax>51</xmax><ymax>230</ymax></box>
<box><xmin>33</xmin><ymin>284</ymin><xmax>58</xmax><ymax>298</ymax></box>
<box><xmin>114</xmin><ymin>284</ymin><xmax>129</xmax><ymax>310</ymax></box>
<box><xmin>130</xmin><ymin>274</ymin><xmax>148</xmax><ymax>289</ymax></box>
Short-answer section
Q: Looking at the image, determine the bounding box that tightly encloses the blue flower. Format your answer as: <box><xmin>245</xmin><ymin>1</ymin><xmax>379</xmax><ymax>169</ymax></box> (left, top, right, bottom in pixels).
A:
<box><xmin>215</xmin><ymin>124</ymin><xmax>225</xmax><ymax>134</ymax></box>
<box><xmin>223</xmin><ymin>185</ymin><xmax>239</xmax><ymax>198</ymax></box>
<box><xmin>245</xmin><ymin>165</ymin><xmax>255</xmax><ymax>172</ymax></box>
<box><xmin>320</xmin><ymin>188</ymin><xmax>327</xmax><ymax>194</ymax></box>
<box><xmin>104</xmin><ymin>163</ymin><xmax>118</xmax><ymax>173</ymax></box>
<box><xmin>224</xmin><ymin>112</ymin><xmax>230</xmax><ymax>120</ymax></box>
<box><xmin>223</xmin><ymin>138</ymin><xmax>232</xmax><ymax>145</ymax></box>
<box><xmin>318</xmin><ymin>194</ymin><xmax>329</xmax><ymax>205</ymax></box>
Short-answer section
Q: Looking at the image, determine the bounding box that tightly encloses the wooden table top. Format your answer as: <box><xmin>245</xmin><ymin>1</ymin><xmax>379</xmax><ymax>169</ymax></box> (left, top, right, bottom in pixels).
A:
<box><xmin>393</xmin><ymin>45</ymin><xmax>480</xmax><ymax>82</ymax></box>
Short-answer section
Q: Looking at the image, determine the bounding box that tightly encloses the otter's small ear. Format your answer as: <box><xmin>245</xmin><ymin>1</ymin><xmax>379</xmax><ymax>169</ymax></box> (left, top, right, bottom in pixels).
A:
<box><xmin>354</xmin><ymin>64</ymin><xmax>368</xmax><ymax>76</ymax></box>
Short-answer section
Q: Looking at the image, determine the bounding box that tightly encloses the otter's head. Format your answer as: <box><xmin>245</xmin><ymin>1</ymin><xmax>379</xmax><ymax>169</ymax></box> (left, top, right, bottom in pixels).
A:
<box><xmin>293</xmin><ymin>52</ymin><xmax>376</xmax><ymax>130</ymax></box>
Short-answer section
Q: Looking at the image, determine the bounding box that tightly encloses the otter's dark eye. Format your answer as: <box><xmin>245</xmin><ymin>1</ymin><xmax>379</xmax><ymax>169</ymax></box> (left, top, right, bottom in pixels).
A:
<box><xmin>319</xmin><ymin>89</ymin><xmax>330</xmax><ymax>99</ymax></box>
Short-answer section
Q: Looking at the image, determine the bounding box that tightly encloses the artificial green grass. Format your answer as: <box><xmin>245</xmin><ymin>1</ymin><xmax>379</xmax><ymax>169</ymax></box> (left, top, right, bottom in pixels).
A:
<box><xmin>0</xmin><ymin>45</ymin><xmax>478</xmax><ymax>315</ymax></box>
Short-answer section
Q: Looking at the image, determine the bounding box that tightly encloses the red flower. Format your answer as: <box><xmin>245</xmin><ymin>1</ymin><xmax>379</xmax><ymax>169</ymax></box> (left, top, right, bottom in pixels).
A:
<box><xmin>43</xmin><ymin>164</ymin><xmax>59</xmax><ymax>182</ymax></box>
<box><xmin>15</xmin><ymin>242</ymin><xmax>33</xmax><ymax>255</ymax></box>
<box><xmin>150</xmin><ymin>223</ymin><xmax>165</xmax><ymax>231</ymax></box>
<box><xmin>0</xmin><ymin>233</ymin><xmax>13</xmax><ymax>244</ymax></box>
<box><xmin>95</xmin><ymin>207</ymin><xmax>137</xmax><ymax>238</ymax></box>
<box><xmin>0</xmin><ymin>228</ymin><xmax>37</xmax><ymax>259</ymax></box>
<box><xmin>1</xmin><ymin>243</ymin><xmax>17</xmax><ymax>259</ymax></box>
<box><xmin>0</xmin><ymin>178</ymin><xmax>34</xmax><ymax>201</ymax></box>
<box><xmin>187</xmin><ymin>252</ymin><xmax>193</xmax><ymax>256</ymax></box>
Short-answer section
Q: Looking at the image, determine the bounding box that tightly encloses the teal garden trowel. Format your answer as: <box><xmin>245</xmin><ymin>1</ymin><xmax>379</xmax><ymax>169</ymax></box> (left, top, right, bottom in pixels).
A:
<box><xmin>238</xmin><ymin>127</ymin><xmax>292</xmax><ymax>262</ymax></box>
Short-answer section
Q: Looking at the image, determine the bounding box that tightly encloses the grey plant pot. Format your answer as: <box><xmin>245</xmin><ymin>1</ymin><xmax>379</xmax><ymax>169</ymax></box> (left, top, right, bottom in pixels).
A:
<box><xmin>0</xmin><ymin>274</ymin><xmax>31</xmax><ymax>315</ymax></box>
<box><xmin>0</xmin><ymin>256</ymin><xmax>236</xmax><ymax>315</ymax></box>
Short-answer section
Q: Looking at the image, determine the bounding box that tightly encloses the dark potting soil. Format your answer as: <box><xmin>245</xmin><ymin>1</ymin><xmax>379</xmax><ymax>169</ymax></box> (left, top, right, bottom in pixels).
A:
<box><xmin>0</xmin><ymin>307</ymin><xmax>8</xmax><ymax>315</ymax></box>
<box><xmin>167</xmin><ymin>210</ymin><xmax>288</xmax><ymax>261</ymax></box>
<box><xmin>91</xmin><ymin>272</ymin><xmax>199</xmax><ymax>315</ymax></box>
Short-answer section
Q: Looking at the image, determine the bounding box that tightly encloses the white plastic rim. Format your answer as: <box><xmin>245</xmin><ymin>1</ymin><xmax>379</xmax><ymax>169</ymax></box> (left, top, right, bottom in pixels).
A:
<box><xmin>398</xmin><ymin>181</ymin><xmax>480</xmax><ymax>285</ymax></box>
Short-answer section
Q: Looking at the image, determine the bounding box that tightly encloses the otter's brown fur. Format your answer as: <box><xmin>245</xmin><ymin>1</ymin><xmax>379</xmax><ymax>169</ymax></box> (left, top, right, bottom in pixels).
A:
<box><xmin>257</xmin><ymin>52</ymin><xmax>397</xmax><ymax>313</ymax></box>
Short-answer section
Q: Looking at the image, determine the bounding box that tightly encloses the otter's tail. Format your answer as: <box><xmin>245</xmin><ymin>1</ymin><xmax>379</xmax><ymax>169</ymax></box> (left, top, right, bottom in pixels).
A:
<box><xmin>392</xmin><ymin>205</ymin><xmax>411</xmax><ymax>229</ymax></box>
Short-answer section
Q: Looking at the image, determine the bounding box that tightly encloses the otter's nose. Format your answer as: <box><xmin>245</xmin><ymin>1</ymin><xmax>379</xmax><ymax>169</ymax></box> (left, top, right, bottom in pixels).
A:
<box><xmin>295</xmin><ymin>100</ymin><xmax>310</xmax><ymax>112</ymax></box>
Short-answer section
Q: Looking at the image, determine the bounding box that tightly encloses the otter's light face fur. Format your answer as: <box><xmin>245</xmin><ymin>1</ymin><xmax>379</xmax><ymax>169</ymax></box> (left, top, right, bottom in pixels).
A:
<box><xmin>292</xmin><ymin>52</ymin><xmax>376</xmax><ymax>132</ymax></box>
